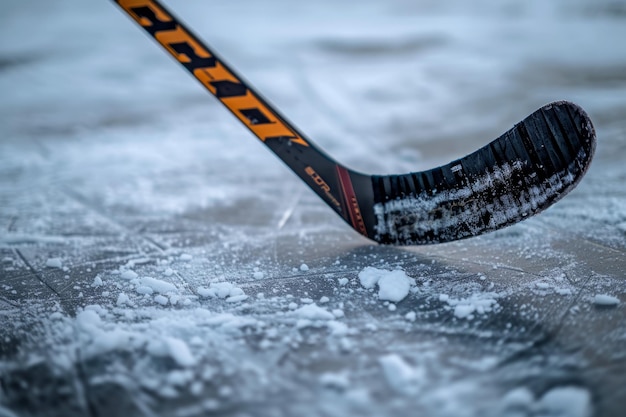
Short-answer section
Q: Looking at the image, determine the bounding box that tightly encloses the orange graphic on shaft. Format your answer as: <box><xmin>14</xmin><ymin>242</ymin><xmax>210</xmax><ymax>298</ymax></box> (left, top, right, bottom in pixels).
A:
<box><xmin>118</xmin><ymin>0</ymin><xmax>309</xmax><ymax>147</ymax></box>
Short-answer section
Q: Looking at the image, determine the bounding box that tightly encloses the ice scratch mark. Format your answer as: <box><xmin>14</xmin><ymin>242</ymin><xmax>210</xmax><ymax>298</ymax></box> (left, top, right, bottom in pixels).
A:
<box><xmin>60</xmin><ymin>187</ymin><xmax>190</xmax><ymax>290</ymax></box>
<box><xmin>0</xmin><ymin>296</ymin><xmax>20</xmax><ymax>309</ymax></box>
<box><xmin>277</xmin><ymin>193</ymin><xmax>301</xmax><ymax>231</ymax></box>
<box><xmin>14</xmin><ymin>249</ymin><xmax>63</xmax><ymax>303</ymax></box>
<box><xmin>12</xmin><ymin>248</ymin><xmax>97</xmax><ymax>416</ymax></box>
<box><xmin>426</xmin><ymin>253</ymin><xmax>546</xmax><ymax>279</ymax></box>
<box><xmin>274</xmin><ymin>189</ymin><xmax>304</xmax><ymax>264</ymax></box>
<box><xmin>1</xmin><ymin>233</ymin><xmax>68</xmax><ymax>245</ymax></box>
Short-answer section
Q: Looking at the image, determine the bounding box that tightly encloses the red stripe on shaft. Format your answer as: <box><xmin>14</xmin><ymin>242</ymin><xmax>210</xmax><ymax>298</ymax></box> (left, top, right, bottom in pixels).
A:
<box><xmin>336</xmin><ymin>166</ymin><xmax>368</xmax><ymax>237</ymax></box>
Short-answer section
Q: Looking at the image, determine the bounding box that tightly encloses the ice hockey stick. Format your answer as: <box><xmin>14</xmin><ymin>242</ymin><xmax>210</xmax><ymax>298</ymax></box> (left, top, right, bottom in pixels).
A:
<box><xmin>112</xmin><ymin>0</ymin><xmax>596</xmax><ymax>245</ymax></box>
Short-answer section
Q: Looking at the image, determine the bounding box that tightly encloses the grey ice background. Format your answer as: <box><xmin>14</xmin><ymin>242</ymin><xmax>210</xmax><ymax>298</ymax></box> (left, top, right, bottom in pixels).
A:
<box><xmin>1</xmin><ymin>1</ymin><xmax>626</xmax><ymax>416</ymax></box>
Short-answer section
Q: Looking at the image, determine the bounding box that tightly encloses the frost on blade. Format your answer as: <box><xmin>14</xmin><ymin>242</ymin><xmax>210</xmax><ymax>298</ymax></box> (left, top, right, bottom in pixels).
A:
<box><xmin>371</xmin><ymin>101</ymin><xmax>595</xmax><ymax>245</ymax></box>
<box><xmin>374</xmin><ymin>153</ymin><xmax>583</xmax><ymax>245</ymax></box>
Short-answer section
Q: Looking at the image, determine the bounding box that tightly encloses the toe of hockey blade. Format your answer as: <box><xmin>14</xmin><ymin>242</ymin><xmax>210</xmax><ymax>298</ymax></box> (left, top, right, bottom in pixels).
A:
<box><xmin>371</xmin><ymin>101</ymin><xmax>596</xmax><ymax>245</ymax></box>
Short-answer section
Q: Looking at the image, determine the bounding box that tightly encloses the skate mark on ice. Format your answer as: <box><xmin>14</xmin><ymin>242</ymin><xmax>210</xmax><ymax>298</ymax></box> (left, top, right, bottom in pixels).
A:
<box><xmin>536</xmin><ymin>218</ymin><xmax>626</xmax><ymax>256</ymax></box>
<box><xmin>274</xmin><ymin>188</ymin><xmax>305</xmax><ymax>264</ymax></box>
<box><xmin>14</xmin><ymin>249</ymin><xmax>64</xmax><ymax>307</ymax></box>
<box><xmin>496</xmin><ymin>273</ymin><xmax>593</xmax><ymax>369</ymax></box>
<box><xmin>59</xmin><ymin>187</ymin><xmax>191</xmax><ymax>292</ymax></box>
<box><xmin>425</xmin><ymin>252</ymin><xmax>547</xmax><ymax>279</ymax></box>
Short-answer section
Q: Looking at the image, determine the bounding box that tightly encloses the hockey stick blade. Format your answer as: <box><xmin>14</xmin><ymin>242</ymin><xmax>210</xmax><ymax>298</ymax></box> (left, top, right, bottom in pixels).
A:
<box><xmin>112</xmin><ymin>0</ymin><xmax>596</xmax><ymax>245</ymax></box>
<box><xmin>369</xmin><ymin>101</ymin><xmax>595</xmax><ymax>244</ymax></box>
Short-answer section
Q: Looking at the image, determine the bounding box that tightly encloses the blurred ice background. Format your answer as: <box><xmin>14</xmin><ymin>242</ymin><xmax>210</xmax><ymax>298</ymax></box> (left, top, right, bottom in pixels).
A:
<box><xmin>1</xmin><ymin>1</ymin><xmax>625</xmax><ymax>416</ymax></box>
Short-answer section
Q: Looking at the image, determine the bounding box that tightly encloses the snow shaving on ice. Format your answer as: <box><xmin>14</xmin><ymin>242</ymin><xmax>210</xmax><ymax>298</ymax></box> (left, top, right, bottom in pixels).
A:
<box><xmin>358</xmin><ymin>267</ymin><xmax>415</xmax><ymax>302</ymax></box>
<box><xmin>438</xmin><ymin>292</ymin><xmax>500</xmax><ymax>320</ymax></box>
<box><xmin>357</xmin><ymin>267</ymin><xmax>502</xmax><ymax>320</ymax></box>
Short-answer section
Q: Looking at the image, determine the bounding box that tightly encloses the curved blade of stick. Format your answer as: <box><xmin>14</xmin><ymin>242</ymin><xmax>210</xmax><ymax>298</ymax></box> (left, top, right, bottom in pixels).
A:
<box><xmin>366</xmin><ymin>101</ymin><xmax>596</xmax><ymax>244</ymax></box>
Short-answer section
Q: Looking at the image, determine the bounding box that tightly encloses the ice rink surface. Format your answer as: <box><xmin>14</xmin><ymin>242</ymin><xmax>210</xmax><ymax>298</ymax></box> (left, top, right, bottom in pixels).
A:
<box><xmin>1</xmin><ymin>1</ymin><xmax>626</xmax><ymax>416</ymax></box>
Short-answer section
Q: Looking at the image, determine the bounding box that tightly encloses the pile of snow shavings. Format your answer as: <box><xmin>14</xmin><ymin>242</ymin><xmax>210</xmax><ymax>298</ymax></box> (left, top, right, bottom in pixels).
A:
<box><xmin>1</xmin><ymin>258</ymin><xmax>603</xmax><ymax>417</ymax></box>
<box><xmin>357</xmin><ymin>266</ymin><xmax>502</xmax><ymax>319</ymax></box>
<box><xmin>1</xmin><ymin>261</ymin><xmax>500</xmax><ymax>391</ymax></box>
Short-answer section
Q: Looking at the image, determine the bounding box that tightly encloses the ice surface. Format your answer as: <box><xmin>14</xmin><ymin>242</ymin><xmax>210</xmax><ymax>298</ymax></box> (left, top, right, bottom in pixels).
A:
<box><xmin>0</xmin><ymin>234</ymin><xmax>67</xmax><ymax>245</ymax></box>
<box><xmin>1</xmin><ymin>0</ymin><xmax>625</xmax><ymax>416</ymax></box>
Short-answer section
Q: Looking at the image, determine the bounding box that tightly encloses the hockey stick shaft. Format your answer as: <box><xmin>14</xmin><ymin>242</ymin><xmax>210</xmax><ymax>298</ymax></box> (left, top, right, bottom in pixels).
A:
<box><xmin>112</xmin><ymin>0</ymin><xmax>369</xmax><ymax>236</ymax></box>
